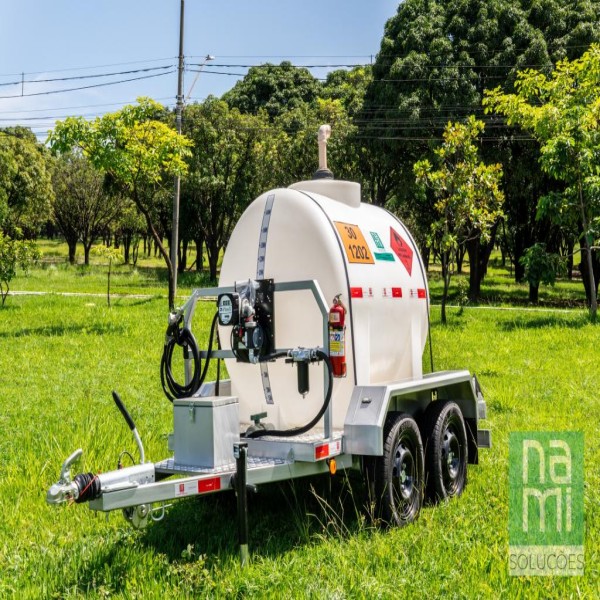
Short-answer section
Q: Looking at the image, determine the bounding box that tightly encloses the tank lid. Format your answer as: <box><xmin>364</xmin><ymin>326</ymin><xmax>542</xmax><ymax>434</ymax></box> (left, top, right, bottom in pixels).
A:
<box><xmin>288</xmin><ymin>179</ymin><xmax>361</xmax><ymax>208</ymax></box>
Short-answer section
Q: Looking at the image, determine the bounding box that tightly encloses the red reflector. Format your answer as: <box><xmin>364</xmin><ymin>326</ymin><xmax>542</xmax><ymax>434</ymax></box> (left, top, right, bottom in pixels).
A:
<box><xmin>418</xmin><ymin>288</ymin><xmax>426</xmax><ymax>299</ymax></box>
<box><xmin>198</xmin><ymin>477</ymin><xmax>221</xmax><ymax>493</ymax></box>
<box><xmin>392</xmin><ymin>287</ymin><xmax>402</xmax><ymax>298</ymax></box>
<box><xmin>350</xmin><ymin>287</ymin><xmax>363</xmax><ymax>298</ymax></box>
<box><xmin>315</xmin><ymin>444</ymin><xmax>329</xmax><ymax>460</ymax></box>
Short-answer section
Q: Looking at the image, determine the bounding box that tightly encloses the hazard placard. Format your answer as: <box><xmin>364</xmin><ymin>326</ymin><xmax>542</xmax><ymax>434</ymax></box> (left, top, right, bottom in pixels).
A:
<box><xmin>390</xmin><ymin>227</ymin><xmax>413</xmax><ymax>275</ymax></box>
<box><xmin>334</xmin><ymin>222</ymin><xmax>374</xmax><ymax>265</ymax></box>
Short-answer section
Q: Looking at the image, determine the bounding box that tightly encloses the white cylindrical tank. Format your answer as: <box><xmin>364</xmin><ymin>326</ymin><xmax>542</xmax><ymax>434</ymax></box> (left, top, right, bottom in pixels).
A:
<box><xmin>219</xmin><ymin>178</ymin><xmax>429</xmax><ymax>431</ymax></box>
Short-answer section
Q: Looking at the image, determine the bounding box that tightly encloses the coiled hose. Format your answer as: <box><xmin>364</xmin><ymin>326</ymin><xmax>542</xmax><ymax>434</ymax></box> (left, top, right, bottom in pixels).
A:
<box><xmin>246</xmin><ymin>349</ymin><xmax>333</xmax><ymax>438</ymax></box>
<box><xmin>160</xmin><ymin>312</ymin><xmax>218</xmax><ymax>401</ymax></box>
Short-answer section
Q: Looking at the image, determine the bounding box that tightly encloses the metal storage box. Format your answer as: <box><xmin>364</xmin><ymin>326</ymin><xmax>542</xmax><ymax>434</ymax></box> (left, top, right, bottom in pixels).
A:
<box><xmin>173</xmin><ymin>396</ymin><xmax>239</xmax><ymax>467</ymax></box>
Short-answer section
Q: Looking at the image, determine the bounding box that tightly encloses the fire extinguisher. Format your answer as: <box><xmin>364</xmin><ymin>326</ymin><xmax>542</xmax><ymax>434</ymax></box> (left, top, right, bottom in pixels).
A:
<box><xmin>329</xmin><ymin>294</ymin><xmax>347</xmax><ymax>378</ymax></box>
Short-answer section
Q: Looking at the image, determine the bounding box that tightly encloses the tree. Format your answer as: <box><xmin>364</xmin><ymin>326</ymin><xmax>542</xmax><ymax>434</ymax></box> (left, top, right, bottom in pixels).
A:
<box><xmin>519</xmin><ymin>243</ymin><xmax>564</xmax><ymax>303</ymax></box>
<box><xmin>0</xmin><ymin>231</ymin><xmax>39</xmax><ymax>306</ymax></box>
<box><xmin>113</xmin><ymin>201</ymin><xmax>146</xmax><ymax>265</ymax></box>
<box><xmin>359</xmin><ymin>0</ymin><xmax>600</xmax><ymax>290</ymax></box>
<box><xmin>52</xmin><ymin>154</ymin><xmax>123</xmax><ymax>265</ymax></box>
<box><xmin>181</xmin><ymin>98</ymin><xmax>274</xmax><ymax>280</ymax></box>
<box><xmin>93</xmin><ymin>244</ymin><xmax>121</xmax><ymax>307</ymax></box>
<box><xmin>484</xmin><ymin>43</ymin><xmax>600</xmax><ymax>318</ymax></box>
<box><xmin>48</xmin><ymin>98</ymin><xmax>192</xmax><ymax>309</ymax></box>
<box><xmin>414</xmin><ymin>117</ymin><xmax>504</xmax><ymax>323</ymax></box>
<box><xmin>0</xmin><ymin>127</ymin><xmax>54</xmax><ymax>236</ymax></box>
<box><xmin>224</xmin><ymin>62</ymin><xmax>321</xmax><ymax>121</ymax></box>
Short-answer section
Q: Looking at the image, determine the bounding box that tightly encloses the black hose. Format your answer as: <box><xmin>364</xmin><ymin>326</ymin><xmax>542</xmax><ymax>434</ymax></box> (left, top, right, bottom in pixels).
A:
<box><xmin>247</xmin><ymin>350</ymin><xmax>334</xmax><ymax>438</ymax></box>
<box><xmin>160</xmin><ymin>312</ymin><xmax>218</xmax><ymax>402</ymax></box>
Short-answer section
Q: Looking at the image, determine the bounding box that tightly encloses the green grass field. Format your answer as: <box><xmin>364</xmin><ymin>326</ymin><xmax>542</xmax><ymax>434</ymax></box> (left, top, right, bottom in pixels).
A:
<box><xmin>0</xmin><ymin>243</ymin><xmax>598</xmax><ymax>598</ymax></box>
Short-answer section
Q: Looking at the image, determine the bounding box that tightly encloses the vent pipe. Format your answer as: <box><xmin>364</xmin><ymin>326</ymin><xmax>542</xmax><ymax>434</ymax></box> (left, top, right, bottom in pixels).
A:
<box><xmin>313</xmin><ymin>124</ymin><xmax>334</xmax><ymax>180</ymax></box>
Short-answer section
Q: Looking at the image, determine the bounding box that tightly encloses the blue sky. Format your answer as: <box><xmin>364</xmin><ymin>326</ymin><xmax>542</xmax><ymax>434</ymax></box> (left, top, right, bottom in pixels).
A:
<box><xmin>0</xmin><ymin>1</ymin><xmax>398</xmax><ymax>139</ymax></box>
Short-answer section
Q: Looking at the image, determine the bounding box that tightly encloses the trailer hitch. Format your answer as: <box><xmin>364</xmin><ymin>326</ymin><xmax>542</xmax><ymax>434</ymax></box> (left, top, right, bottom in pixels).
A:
<box><xmin>46</xmin><ymin>448</ymin><xmax>83</xmax><ymax>505</ymax></box>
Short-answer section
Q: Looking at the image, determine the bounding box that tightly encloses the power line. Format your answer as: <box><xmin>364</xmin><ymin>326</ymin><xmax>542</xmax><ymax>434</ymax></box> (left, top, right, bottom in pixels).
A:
<box><xmin>0</xmin><ymin>65</ymin><xmax>174</xmax><ymax>88</ymax></box>
<box><xmin>0</xmin><ymin>56</ymin><xmax>176</xmax><ymax>78</ymax></box>
<box><xmin>0</xmin><ymin>97</ymin><xmax>172</xmax><ymax>115</ymax></box>
<box><xmin>0</xmin><ymin>70</ymin><xmax>175</xmax><ymax>100</ymax></box>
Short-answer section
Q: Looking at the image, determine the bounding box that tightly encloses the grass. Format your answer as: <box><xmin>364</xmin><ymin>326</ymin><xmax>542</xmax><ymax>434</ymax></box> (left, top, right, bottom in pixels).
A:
<box><xmin>0</xmin><ymin>243</ymin><xmax>598</xmax><ymax>597</ymax></box>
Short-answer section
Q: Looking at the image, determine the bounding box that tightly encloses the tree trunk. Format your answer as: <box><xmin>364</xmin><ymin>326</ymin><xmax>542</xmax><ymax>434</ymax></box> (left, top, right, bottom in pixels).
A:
<box><xmin>579</xmin><ymin>239</ymin><xmax>600</xmax><ymax>312</ymax></box>
<box><xmin>529</xmin><ymin>283</ymin><xmax>539</xmax><ymax>304</ymax></box>
<box><xmin>107</xmin><ymin>259</ymin><xmax>112</xmax><ymax>308</ymax></box>
<box><xmin>132</xmin><ymin>240</ymin><xmax>140</xmax><ymax>266</ymax></box>
<box><xmin>513</xmin><ymin>227</ymin><xmax>528</xmax><ymax>283</ymax></box>
<box><xmin>456</xmin><ymin>246</ymin><xmax>466</xmax><ymax>274</ymax></box>
<box><xmin>206</xmin><ymin>239</ymin><xmax>219</xmax><ymax>282</ymax></box>
<box><xmin>420</xmin><ymin>245</ymin><xmax>430</xmax><ymax>271</ymax></box>
<box><xmin>83</xmin><ymin>242</ymin><xmax>92</xmax><ymax>266</ymax></box>
<box><xmin>134</xmin><ymin>195</ymin><xmax>175</xmax><ymax>309</ymax></box>
<box><xmin>441</xmin><ymin>251</ymin><xmax>450</xmax><ymax>325</ymax></box>
<box><xmin>566</xmin><ymin>238</ymin><xmax>574</xmax><ymax>279</ymax></box>
<box><xmin>195</xmin><ymin>237</ymin><xmax>204</xmax><ymax>272</ymax></box>
<box><xmin>179</xmin><ymin>239</ymin><xmax>188</xmax><ymax>273</ymax></box>
<box><xmin>466</xmin><ymin>238</ymin><xmax>481</xmax><ymax>301</ymax></box>
<box><xmin>123</xmin><ymin>234</ymin><xmax>131</xmax><ymax>264</ymax></box>
<box><xmin>466</xmin><ymin>224</ymin><xmax>498</xmax><ymax>300</ymax></box>
<box><xmin>67</xmin><ymin>240</ymin><xmax>77</xmax><ymax>265</ymax></box>
<box><xmin>577</xmin><ymin>175</ymin><xmax>597</xmax><ymax>319</ymax></box>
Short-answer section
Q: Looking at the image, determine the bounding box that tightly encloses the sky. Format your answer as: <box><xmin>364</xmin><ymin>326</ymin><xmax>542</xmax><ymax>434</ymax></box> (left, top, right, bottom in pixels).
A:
<box><xmin>0</xmin><ymin>1</ymin><xmax>399</xmax><ymax>141</ymax></box>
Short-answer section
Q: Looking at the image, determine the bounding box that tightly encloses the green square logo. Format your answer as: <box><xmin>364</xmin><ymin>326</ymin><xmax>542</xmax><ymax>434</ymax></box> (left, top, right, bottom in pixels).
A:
<box><xmin>508</xmin><ymin>432</ymin><xmax>584</xmax><ymax>576</ymax></box>
<box><xmin>370</xmin><ymin>231</ymin><xmax>384</xmax><ymax>249</ymax></box>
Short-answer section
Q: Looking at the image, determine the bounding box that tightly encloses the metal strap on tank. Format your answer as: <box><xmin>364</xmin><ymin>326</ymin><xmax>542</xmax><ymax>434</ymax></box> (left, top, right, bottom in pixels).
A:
<box><xmin>257</xmin><ymin>194</ymin><xmax>275</xmax><ymax>404</ymax></box>
<box><xmin>296</xmin><ymin>190</ymin><xmax>358</xmax><ymax>386</ymax></box>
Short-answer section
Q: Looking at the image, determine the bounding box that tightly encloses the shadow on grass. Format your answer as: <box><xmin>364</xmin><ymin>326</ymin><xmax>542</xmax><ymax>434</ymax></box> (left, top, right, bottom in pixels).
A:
<box><xmin>113</xmin><ymin>296</ymin><xmax>163</xmax><ymax>308</ymax></box>
<box><xmin>498</xmin><ymin>314</ymin><xmax>590</xmax><ymax>331</ymax></box>
<box><xmin>0</xmin><ymin>304</ymin><xmax>21</xmax><ymax>312</ymax></box>
<box><xmin>140</xmin><ymin>472</ymin><xmax>371</xmax><ymax>563</ymax></box>
<box><xmin>0</xmin><ymin>322</ymin><xmax>126</xmax><ymax>338</ymax></box>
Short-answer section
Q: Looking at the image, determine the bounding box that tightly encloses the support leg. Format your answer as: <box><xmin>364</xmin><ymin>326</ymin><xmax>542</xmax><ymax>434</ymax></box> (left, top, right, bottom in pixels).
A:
<box><xmin>234</xmin><ymin>442</ymin><xmax>249</xmax><ymax>566</ymax></box>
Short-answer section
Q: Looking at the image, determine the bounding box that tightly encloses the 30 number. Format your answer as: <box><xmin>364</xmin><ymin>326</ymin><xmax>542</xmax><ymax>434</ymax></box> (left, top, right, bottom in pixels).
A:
<box><xmin>345</xmin><ymin>226</ymin><xmax>357</xmax><ymax>240</ymax></box>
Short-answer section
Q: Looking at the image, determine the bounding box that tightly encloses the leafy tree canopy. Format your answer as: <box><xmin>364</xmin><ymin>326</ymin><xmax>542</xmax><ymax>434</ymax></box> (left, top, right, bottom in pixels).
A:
<box><xmin>181</xmin><ymin>97</ymin><xmax>274</xmax><ymax>280</ymax></box>
<box><xmin>415</xmin><ymin>116</ymin><xmax>504</xmax><ymax>320</ymax></box>
<box><xmin>223</xmin><ymin>62</ymin><xmax>321</xmax><ymax>120</ymax></box>
<box><xmin>0</xmin><ymin>126</ymin><xmax>54</xmax><ymax>236</ymax></box>
<box><xmin>484</xmin><ymin>43</ymin><xmax>600</xmax><ymax>315</ymax></box>
<box><xmin>48</xmin><ymin>97</ymin><xmax>192</xmax><ymax>309</ymax></box>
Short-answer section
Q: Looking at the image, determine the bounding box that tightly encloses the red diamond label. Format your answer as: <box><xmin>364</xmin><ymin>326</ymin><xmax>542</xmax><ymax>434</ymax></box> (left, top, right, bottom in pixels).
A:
<box><xmin>390</xmin><ymin>228</ymin><xmax>413</xmax><ymax>276</ymax></box>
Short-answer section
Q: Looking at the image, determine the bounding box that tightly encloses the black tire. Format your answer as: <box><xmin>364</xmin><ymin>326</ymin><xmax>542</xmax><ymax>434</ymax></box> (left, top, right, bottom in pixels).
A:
<box><xmin>375</xmin><ymin>413</ymin><xmax>424</xmax><ymax>527</ymax></box>
<box><xmin>422</xmin><ymin>400</ymin><xmax>468</xmax><ymax>502</ymax></box>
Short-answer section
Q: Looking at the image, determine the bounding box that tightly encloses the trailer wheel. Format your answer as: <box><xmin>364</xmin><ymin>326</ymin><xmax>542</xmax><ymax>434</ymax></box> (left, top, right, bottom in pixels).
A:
<box><xmin>422</xmin><ymin>400</ymin><xmax>468</xmax><ymax>502</ymax></box>
<box><xmin>375</xmin><ymin>413</ymin><xmax>424</xmax><ymax>527</ymax></box>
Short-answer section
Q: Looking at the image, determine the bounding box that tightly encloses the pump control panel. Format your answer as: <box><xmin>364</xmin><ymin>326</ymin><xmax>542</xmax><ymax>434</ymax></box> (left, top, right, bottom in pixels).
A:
<box><xmin>217</xmin><ymin>279</ymin><xmax>275</xmax><ymax>364</ymax></box>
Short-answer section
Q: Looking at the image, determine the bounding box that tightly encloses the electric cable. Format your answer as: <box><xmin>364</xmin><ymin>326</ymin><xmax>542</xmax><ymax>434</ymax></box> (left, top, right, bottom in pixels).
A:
<box><xmin>246</xmin><ymin>350</ymin><xmax>333</xmax><ymax>439</ymax></box>
<box><xmin>0</xmin><ymin>70</ymin><xmax>175</xmax><ymax>100</ymax></box>
<box><xmin>0</xmin><ymin>65</ymin><xmax>173</xmax><ymax>88</ymax></box>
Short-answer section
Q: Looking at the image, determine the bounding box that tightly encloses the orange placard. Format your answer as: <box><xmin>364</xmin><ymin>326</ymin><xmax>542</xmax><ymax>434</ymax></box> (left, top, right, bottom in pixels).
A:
<box><xmin>334</xmin><ymin>222</ymin><xmax>374</xmax><ymax>264</ymax></box>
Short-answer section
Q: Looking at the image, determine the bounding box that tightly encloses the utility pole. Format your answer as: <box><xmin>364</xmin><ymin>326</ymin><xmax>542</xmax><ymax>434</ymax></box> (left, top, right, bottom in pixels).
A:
<box><xmin>171</xmin><ymin>0</ymin><xmax>185</xmax><ymax>308</ymax></box>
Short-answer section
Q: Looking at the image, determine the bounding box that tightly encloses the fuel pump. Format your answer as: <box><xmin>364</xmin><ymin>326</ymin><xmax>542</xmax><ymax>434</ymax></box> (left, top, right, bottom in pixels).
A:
<box><xmin>218</xmin><ymin>279</ymin><xmax>275</xmax><ymax>364</ymax></box>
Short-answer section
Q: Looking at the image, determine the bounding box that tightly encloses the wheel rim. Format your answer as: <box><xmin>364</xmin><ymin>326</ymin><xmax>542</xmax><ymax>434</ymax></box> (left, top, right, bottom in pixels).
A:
<box><xmin>391</xmin><ymin>434</ymin><xmax>420</xmax><ymax>522</ymax></box>
<box><xmin>393</xmin><ymin>442</ymin><xmax>415</xmax><ymax>501</ymax></box>
<box><xmin>441</xmin><ymin>418</ymin><xmax>463</xmax><ymax>493</ymax></box>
